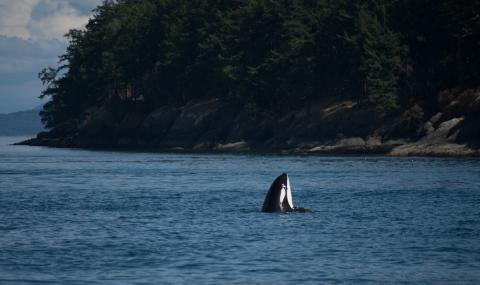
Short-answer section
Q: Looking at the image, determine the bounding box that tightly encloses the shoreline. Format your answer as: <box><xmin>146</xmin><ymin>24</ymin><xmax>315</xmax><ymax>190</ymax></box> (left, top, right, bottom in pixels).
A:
<box><xmin>16</xmin><ymin>137</ymin><xmax>480</xmax><ymax>157</ymax></box>
<box><xmin>17</xmin><ymin>89</ymin><xmax>480</xmax><ymax>158</ymax></box>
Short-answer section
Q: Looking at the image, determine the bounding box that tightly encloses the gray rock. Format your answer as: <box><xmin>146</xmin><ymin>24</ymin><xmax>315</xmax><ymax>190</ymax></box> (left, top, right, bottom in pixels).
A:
<box><xmin>389</xmin><ymin>142</ymin><xmax>478</xmax><ymax>156</ymax></box>
<box><xmin>422</xmin><ymin>121</ymin><xmax>435</xmax><ymax>136</ymax></box>
<box><xmin>215</xmin><ymin>141</ymin><xmax>250</xmax><ymax>152</ymax></box>
<box><xmin>337</xmin><ymin>137</ymin><xmax>365</xmax><ymax>146</ymax></box>
<box><xmin>226</xmin><ymin>111</ymin><xmax>274</xmax><ymax>145</ymax></box>
<box><xmin>142</xmin><ymin>105</ymin><xmax>179</xmax><ymax>137</ymax></box>
<box><xmin>305</xmin><ymin>137</ymin><xmax>366</xmax><ymax>154</ymax></box>
<box><xmin>160</xmin><ymin>98</ymin><xmax>222</xmax><ymax>147</ymax></box>
<box><xmin>195</xmin><ymin>103</ymin><xmax>240</xmax><ymax>145</ymax></box>
<box><xmin>429</xmin><ymin>112</ymin><xmax>443</xmax><ymax>126</ymax></box>
<box><xmin>388</xmin><ymin>117</ymin><xmax>478</xmax><ymax>156</ymax></box>
<box><xmin>424</xmin><ymin>117</ymin><xmax>464</xmax><ymax>143</ymax></box>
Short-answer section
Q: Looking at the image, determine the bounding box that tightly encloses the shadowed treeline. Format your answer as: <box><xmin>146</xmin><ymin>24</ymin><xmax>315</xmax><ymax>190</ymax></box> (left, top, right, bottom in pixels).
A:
<box><xmin>30</xmin><ymin>0</ymin><xmax>479</xmax><ymax>154</ymax></box>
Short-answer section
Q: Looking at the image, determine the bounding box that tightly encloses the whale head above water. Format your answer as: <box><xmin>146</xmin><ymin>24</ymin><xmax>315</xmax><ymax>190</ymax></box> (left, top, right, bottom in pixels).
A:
<box><xmin>261</xmin><ymin>173</ymin><xmax>309</xmax><ymax>213</ymax></box>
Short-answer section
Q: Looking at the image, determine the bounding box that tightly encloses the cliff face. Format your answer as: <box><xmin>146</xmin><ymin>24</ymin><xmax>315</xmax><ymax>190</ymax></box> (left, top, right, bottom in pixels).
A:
<box><xmin>20</xmin><ymin>89</ymin><xmax>480</xmax><ymax>156</ymax></box>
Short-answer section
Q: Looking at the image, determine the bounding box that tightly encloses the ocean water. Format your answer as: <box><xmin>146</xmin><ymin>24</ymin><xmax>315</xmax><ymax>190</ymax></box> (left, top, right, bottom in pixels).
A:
<box><xmin>1</xmin><ymin>136</ymin><xmax>480</xmax><ymax>284</ymax></box>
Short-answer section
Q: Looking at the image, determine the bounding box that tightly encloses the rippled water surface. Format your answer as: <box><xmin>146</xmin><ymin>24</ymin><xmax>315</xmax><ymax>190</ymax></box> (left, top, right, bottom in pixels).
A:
<box><xmin>1</xmin><ymin>136</ymin><xmax>480</xmax><ymax>284</ymax></box>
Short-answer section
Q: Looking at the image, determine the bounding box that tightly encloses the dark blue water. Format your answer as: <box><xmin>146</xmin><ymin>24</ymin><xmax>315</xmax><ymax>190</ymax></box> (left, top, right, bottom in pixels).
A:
<box><xmin>1</xmin><ymin>137</ymin><xmax>480</xmax><ymax>284</ymax></box>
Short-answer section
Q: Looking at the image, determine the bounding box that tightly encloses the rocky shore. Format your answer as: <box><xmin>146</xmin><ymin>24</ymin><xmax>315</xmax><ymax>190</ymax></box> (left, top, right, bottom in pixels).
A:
<box><xmin>19</xmin><ymin>89</ymin><xmax>480</xmax><ymax>156</ymax></box>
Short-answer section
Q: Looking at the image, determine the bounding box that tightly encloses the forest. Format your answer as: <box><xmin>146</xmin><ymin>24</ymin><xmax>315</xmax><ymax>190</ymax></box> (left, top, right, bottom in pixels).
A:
<box><xmin>37</xmin><ymin>0</ymin><xmax>479</xmax><ymax>149</ymax></box>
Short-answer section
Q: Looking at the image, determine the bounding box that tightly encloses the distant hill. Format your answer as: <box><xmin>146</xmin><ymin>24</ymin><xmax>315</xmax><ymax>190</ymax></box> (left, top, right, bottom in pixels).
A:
<box><xmin>0</xmin><ymin>108</ymin><xmax>44</xmax><ymax>136</ymax></box>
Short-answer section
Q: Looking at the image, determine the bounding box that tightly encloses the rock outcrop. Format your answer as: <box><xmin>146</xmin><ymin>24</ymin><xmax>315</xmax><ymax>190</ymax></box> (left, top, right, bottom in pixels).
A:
<box><xmin>19</xmin><ymin>89</ymin><xmax>480</xmax><ymax>156</ymax></box>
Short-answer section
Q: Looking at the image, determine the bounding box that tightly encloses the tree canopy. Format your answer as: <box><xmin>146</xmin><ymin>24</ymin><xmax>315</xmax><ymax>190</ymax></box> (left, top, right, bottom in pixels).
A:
<box><xmin>39</xmin><ymin>0</ymin><xmax>480</xmax><ymax>129</ymax></box>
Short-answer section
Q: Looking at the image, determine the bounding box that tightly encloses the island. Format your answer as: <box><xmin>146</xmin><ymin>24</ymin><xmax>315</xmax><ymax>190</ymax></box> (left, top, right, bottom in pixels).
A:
<box><xmin>20</xmin><ymin>0</ymin><xmax>480</xmax><ymax>156</ymax></box>
<box><xmin>0</xmin><ymin>108</ymin><xmax>43</xmax><ymax>136</ymax></box>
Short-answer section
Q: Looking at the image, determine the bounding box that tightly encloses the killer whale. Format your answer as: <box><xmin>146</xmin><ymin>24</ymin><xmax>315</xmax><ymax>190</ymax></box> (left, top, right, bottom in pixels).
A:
<box><xmin>261</xmin><ymin>173</ymin><xmax>309</xmax><ymax>213</ymax></box>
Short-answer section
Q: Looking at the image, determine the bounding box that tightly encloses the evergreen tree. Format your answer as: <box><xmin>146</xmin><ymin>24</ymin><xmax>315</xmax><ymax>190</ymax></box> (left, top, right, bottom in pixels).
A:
<box><xmin>37</xmin><ymin>0</ymin><xmax>480</xmax><ymax>130</ymax></box>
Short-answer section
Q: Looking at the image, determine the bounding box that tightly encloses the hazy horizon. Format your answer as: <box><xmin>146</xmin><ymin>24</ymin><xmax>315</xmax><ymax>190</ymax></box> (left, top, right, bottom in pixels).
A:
<box><xmin>0</xmin><ymin>0</ymin><xmax>102</xmax><ymax>113</ymax></box>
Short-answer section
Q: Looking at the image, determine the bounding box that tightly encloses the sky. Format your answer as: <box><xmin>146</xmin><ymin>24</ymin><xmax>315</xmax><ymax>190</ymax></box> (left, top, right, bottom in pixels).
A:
<box><xmin>0</xmin><ymin>0</ymin><xmax>103</xmax><ymax>113</ymax></box>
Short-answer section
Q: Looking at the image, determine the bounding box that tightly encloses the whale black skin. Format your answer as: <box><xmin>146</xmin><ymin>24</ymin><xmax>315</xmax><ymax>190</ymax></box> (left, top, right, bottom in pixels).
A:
<box><xmin>261</xmin><ymin>173</ymin><xmax>309</xmax><ymax>213</ymax></box>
